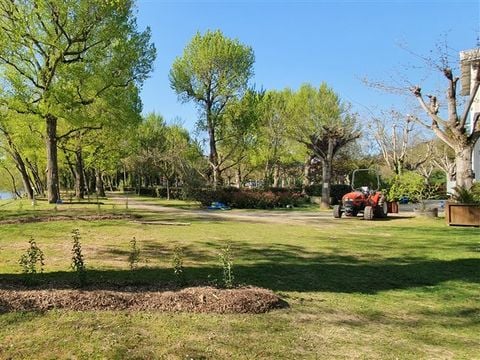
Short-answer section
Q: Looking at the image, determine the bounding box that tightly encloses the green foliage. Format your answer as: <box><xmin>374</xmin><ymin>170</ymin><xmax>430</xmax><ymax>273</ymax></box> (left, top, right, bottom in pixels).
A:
<box><xmin>289</xmin><ymin>83</ymin><xmax>360</xmax><ymax>159</ymax></box>
<box><xmin>219</xmin><ymin>243</ymin><xmax>234</xmax><ymax>288</ymax></box>
<box><xmin>171</xmin><ymin>245</ymin><xmax>185</xmax><ymax>284</ymax></box>
<box><xmin>125</xmin><ymin>113</ymin><xmax>205</xmax><ymax>194</ymax></box>
<box><xmin>192</xmin><ymin>188</ymin><xmax>306</xmax><ymax>209</ymax></box>
<box><xmin>18</xmin><ymin>237</ymin><xmax>45</xmax><ymax>274</ymax></box>
<box><xmin>71</xmin><ymin>229</ymin><xmax>86</xmax><ymax>286</ymax></box>
<box><xmin>170</xmin><ymin>30</ymin><xmax>254</xmax><ymax>110</ymax></box>
<box><xmin>252</xmin><ymin>90</ymin><xmax>306</xmax><ymax>187</ymax></box>
<box><xmin>128</xmin><ymin>237</ymin><xmax>141</xmax><ymax>271</ymax></box>
<box><xmin>304</xmin><ymin>184</ymin><xmax>352</xmax><ymax>204</ymax></box>
<box><xmin>451</xmin><ymin>186</ymin><xmax>480</xmax><ymax>204</ymax></box>
<box><xmin>0</xmin><ymin>0</ymin><xmax>155</xmax><ymax>202</ymax></box>
<box><xmin>170</xmin><ymin>30</ymin><xmax>255</xmax><ymax>185</ymax></box>
<box><xmin>472</xmin><ymin>183</ymin><xmax>480</xmax><ymax>201</ymax></box>
<box><xmin>387</xmin><ymin>171</ymin><xmax>426</xmax><ymax>202</ymax></box>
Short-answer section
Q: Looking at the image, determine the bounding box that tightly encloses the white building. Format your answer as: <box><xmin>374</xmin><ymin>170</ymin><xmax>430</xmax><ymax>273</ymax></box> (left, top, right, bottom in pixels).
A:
<box><xmin>460</xmin><ymin>48</ymin><xmax>480</xmax><ymax>183</ymax></box>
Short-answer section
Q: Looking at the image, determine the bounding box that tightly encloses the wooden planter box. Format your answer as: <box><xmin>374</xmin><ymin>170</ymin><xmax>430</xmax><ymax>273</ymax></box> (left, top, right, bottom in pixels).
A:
<box><xmin>445</xmin><ymin>202</ymin><xmax>480</xmax><ymax>227</ymax></box>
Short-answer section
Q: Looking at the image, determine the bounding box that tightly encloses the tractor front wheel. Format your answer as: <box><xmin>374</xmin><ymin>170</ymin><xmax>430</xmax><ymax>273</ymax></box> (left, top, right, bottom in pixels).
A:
<box><xmin>333</xmin><ymin>205</ymin><xmax>343</xmax><ymax>218</ymax></box>
<box><xmin>364</xmin><ymin>206</ymin><xmax>374</xmax><ymax>220</ymax></box>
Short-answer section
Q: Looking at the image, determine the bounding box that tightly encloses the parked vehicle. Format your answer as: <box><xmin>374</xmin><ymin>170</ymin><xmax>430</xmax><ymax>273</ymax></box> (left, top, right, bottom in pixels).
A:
<box><xmin>333</xmin><ymin>169</ymin><xmax>388</xmax><ymax>220</ymax></box>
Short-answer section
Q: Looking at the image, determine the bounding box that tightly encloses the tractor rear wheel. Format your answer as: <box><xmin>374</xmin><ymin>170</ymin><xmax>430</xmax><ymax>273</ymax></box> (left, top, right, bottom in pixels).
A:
<box><xmin>364</xmin><ymin>206</ymin><xmax>374</xmax><ymax>220</ymax></box>
<box><xmin>377</xmin><ymin>195</ymin><xmax>388</xmax><ymax>218</ymax></box>
<box><xmin>333</xmin><ymin>205</ymin><xmax>342</xmax><ymax>218</ymax></box>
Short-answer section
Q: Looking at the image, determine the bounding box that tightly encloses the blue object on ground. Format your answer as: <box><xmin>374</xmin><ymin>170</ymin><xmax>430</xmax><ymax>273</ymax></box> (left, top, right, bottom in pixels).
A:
<box><xmin>207</xmin><ymin>202</ymin><xmax>231</xmax><ymax>210</ymax></box>
<box><xmin>399</xmin><ymin>196</ymin><xmax>409</xmax><ymax>204</ymax></box>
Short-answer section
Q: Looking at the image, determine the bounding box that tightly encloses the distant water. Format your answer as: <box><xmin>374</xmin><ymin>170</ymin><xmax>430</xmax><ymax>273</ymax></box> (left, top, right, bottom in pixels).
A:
<box><xmin>0</xmin><ymin>191</ymin><xmax>15</xmax><ymax>200</ymax></box>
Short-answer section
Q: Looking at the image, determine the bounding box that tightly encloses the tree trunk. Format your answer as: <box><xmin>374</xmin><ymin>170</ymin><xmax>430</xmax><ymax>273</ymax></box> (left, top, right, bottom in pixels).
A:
<box><xmin>455</xmin><ymin>145</ymin><xmax>474</xmax><ymax>189</ymax></box>
<box><xmin>25</xmin><ymin>158</ymin><xmax>45</xmax><ymax>197</ymax></box>
<box><xmin>45</xmin><ymin>114</ymin><xmax>60</xmax><ymax>203</ymax></box>
<box><xmin>235</xmin><ymin>166</ymin><xmax>241</xmax><ymax>188</ymax></box>
<box><xmin>74</xmin><ymin>148</ymin><xmax>85</xmax><ymax>199</ymax></box>
<box><xmin>13</xmin><ymin>152</ymin><xmax>34</xmax><ymax>200</ymax></box>
<box><xmin>302</xmin><ymin>155</ymin><xmax>313</xmax><ymax>194</ymax></box>
<box><xmin>95</xmin><ymin>168</ymin><xmax>106</xmax><ymax>197</ymax></box>
<box><xmin>2</xmin><ymin>166</ymin><xmax>21</xmax><ymax>198</ymax></box>
<box><xmin>321</xmin><ymin>159</ymin><xmax>332</xmax><ymax>209</ymax></box>
<box><xmin>0</xmin><ymin>129</ymin><xmax>35</xmax><ymax>199</ymax></box>
<box><xmin>9</xmin><ymin>146</ymin><xmax>34</xmax><ymax>200</ymax></box>
<box><xmin>166</xmin><ymin>178</ymin><xmax>170</xmax><ymax>200</ymax></box>
<box><xmin>206</xmin><ymin>103</ymin><xmax>221</xmax><ymax>189</ymax></box>
<box><xmin>272</xmin><ymin>165</ymin><xmax>280</xmax><ymax>187</ymax></box>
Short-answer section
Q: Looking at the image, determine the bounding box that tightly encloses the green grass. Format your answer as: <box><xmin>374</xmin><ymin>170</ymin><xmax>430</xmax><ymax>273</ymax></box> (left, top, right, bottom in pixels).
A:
<box><xmin>0</xmin><ymin>202</ymin><xmax>478</xmax><ymax>359</ymax></box>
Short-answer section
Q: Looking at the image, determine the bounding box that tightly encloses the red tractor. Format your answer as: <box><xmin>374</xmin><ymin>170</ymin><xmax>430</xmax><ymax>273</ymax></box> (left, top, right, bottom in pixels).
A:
<box><xmin>333</xmin><ymin>169</ymin><xmax>388</xmax><ymax>220</ymax></box>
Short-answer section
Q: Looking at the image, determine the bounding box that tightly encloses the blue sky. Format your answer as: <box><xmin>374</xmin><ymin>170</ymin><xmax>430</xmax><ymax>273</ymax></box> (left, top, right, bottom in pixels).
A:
<box><xmin>136</xmin><ymin>0</ymin><xmax>480</xmax><ymax>132</ymax></box>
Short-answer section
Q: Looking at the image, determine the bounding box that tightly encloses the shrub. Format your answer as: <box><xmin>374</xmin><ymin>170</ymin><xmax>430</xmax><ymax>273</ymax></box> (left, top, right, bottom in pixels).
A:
<box><xmin>137</xmin><ymin>187</ymin><xmax>185</xmax><ymax>199</ymax></box>
<box><xmin>128</xmin><ymin>236</ymin><xmax>140</xmax><ymax>270</ymax></box>
<box><xmin>219</xmin><ymin>243</ymin><xmax>234</xmax><ymax>288</ymax></box>
<box><xmin>19</xmin><ymin>237</ymin><xmax>45</xmax><ymax>274</ymax></box>
<box><xmin>190</xmin><ymin>187</ymin><xmax>306</xmax><ymax>209</ymax></box>
<box><xmin>451</xmin><ymin>186</ymin><xmax>480</xmax><ymax>204</ymax></box>
<box><xmin>304</xmin><ymin>184</ymin><xmax>322</xmax><ymax>196</ymax></box>
<box><xmin>329</xmin><ymin>184</ymin><xmax>352</xmax><ymax>205</ymax></box>
<box><xmin>387</xmin><ymin>172</ymin><xmax>426</xmax><ymax>202</ymax></box>
<box><xmin>471</xmin><ymin>183</ymin><xmax>480</xmax><ymax>202</ymax></box>
<box><xmin>71</xmin><ymin>229</ymin><xmax>86</xmax><ymax>287</ymax></box>
<box><xmin>171</xmin><ymin>245</ymin><xmax>185</xmax><ymax>284</ymax></box>
<box><xmin>304</xmin><ymin>184</ymin><xmax>351</xmax><ymax>204</ymax></box>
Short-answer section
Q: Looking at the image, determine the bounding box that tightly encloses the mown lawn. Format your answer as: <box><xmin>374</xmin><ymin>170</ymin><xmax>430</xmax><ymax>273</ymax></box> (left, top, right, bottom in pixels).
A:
<box><xmin>0</xmin><ymin>198</ymin><xmax>478</xmax><ymax>359</ymax></box>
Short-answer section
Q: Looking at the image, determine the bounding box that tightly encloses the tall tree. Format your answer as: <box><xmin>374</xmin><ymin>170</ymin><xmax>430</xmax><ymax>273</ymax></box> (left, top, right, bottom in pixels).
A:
<box><xmin>0</xmin><ymin>0</ymin><xmax>155</xmax><ymax>202</ymax></box>
<box><xmin>254</xmin><ymin>89</ymin><xmax>303</xmax><ymax>188</ymax></box>
<box><xmin>370</xmin><ymin>110</ymin><xmax>431</xmax><ymax>176</ymax></box>
<box><xmin>290</xmin><ymin>83</ymin><xmax>361</xmax><ymax>208</ymax></box>
<box><xmin>170</xmin><ymin>30</ymin><xmax>254</xmax><ymax>187</ymax></box>
<box><xmin>410</xmin><ymin>48</ymin><xmax>480</xmax><ymax>190</ymax></box>
<box><xmin>217</xmin><ymin>89</ymin><xmax>263</xmax><ymax>187</ymax></box>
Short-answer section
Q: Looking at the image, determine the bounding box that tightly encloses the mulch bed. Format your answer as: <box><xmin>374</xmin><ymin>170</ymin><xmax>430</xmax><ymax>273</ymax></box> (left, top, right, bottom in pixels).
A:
<box><xmin>0</xmin><ymin>286</ymin><xmax>287</xmax><ymax>314</ymax></box>
<box><xmin>0</xmin><ymin>214</ymin><xmax>137</xmax><ymax>225</ymax></box>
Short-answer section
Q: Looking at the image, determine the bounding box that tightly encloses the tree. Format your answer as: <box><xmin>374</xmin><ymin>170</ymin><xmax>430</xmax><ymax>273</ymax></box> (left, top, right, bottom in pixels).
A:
<box><xmin>290</xmin><ymin>83</ymin><xmax>361</xmax><ymax>208</ymax></box>
<box><xmin>217</xmin><ymin>89</ymin><xmax>263</xmax><ymax>187</ymax></box>
<box><xmin>0</xmin><ymin>0</ymin><xmax>155</xmax><ymax>202</ymax></box>
<box><xmin>0</xmin><ymin>110</ymin><xmax>35</xmax><ymax>199</ymax></box>
<box><xmin>371</xmin><ymin>110</ymin><xmax>431</xmax><ymax>176</ymax></box>
<box><xmin>170</xmin><ymin>30</ymin><xmax>255</xmax><ymax>187</ymax></box>
<box><xmin>252</xmin><ymin>89</ymin><xmax>305</xmax><ymax>188</ymax></box>
<box><xmin>410</xmin><ymin>48</ymin><xmax>480</xmax><ymax>190</ymax></box>
<box><xmin>430</xmin><ymin>140</ymin><xmax>456</xmax><ymax>185</ymax></box>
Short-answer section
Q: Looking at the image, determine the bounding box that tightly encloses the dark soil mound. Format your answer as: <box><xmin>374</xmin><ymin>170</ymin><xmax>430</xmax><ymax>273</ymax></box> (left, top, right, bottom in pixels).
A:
<box><xmin>0</xmin><ymin>286</ymin><xmax>287</xmax><ymax>314</ymax></box>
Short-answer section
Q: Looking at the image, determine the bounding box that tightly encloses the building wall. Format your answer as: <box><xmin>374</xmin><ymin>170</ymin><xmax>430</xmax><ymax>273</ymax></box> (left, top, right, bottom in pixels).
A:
<box><xmin>470</xmin><ymin>67</ymin><xmax>480</xmax><ymax>182</ymax></box>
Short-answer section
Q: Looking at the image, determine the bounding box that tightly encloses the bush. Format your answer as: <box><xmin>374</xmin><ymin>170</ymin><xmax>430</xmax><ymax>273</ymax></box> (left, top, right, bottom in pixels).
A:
<box><xmin>471</xmin><ymin>182</ymin><xmax>480</xmax><ymax>202</ymax></box>
<box><xmin>19</xmin><ymin>237</ymin><xmax>45</xmax><ymax>274</ymax></box>
<box><xmin>190</xmin><ymin>187</ymin><xmax>307</xmax><ymax>209</ymax></box>
<box><xmin>304</xmin><ymin>184</ymin><xmax>322</xmax><ymax>196</ymax></box>
<box><xmin>137</xmin><ymin>187</ymin><xmax>184</xmax><ymax>199</ymax></box>
<box><xmin>71</xmin><ymin>229</ymin><xmax>86</xmax><ymax>287</ymax></box>
<box><xmin>304</xmin><ymin>184</ymin><xmax>351</xmax><ymax>205</ymax></box>
<box><xmin>329</xmin><ymin>184</ymin><xmax>352</xmax><ymax>205</ymax></box>
<box><xmin>451</xmin><ymin>185</ymin><xmax>480</xmax><ymax>204</ymax></box>
<box><xmin>387</xmin><ymin>172</ymin><xmax>426</xmax><ymax>202</ymax></box>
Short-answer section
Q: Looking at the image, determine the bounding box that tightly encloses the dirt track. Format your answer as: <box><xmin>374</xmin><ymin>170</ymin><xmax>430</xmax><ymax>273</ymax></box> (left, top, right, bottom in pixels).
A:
<box><xmin>109</xmin><ymin>195</ymin><xmax>414</xmax><ymax>226</ymax></box>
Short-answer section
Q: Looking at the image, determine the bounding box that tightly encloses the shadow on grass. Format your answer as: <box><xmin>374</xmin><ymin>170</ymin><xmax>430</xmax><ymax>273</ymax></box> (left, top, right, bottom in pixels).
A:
<box><xmin>0</xmin><ymin>255</ymin><xmax>478</xmax><ymax>294</ymax></box>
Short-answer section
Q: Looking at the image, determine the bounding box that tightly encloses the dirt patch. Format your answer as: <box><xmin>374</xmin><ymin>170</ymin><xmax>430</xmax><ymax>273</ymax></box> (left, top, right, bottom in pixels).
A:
<box><xmin>0</xmin><ymin>214</ymin><xmax>138</xmax><ymax>225</ymax></box>
<box><xmin>0</xmin><ymin>286</ymin><xmax>287</xmax><ymax>314</ymax></box>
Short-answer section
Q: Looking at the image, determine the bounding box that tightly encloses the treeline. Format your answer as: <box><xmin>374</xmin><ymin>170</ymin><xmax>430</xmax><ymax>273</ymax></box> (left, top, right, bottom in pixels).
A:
<box><xmin>0</xmin><ymin>3</ymin><xmax>454</xmax><ymax>206</ymax></box>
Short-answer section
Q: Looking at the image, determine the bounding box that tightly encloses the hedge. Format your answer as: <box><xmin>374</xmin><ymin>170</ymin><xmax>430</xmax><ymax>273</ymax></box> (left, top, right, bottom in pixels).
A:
<box><xmin>191</xmin><ymin>187</ymin><xmax>307</xmax><ymax>209</ymax></box>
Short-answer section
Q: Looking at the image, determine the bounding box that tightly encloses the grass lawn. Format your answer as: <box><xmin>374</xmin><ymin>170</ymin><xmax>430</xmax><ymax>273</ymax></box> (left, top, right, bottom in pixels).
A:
<box><xmin>0</xmin><ymin>198</ymin><xmax>478</xmax><ymax>359</ymax></box>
